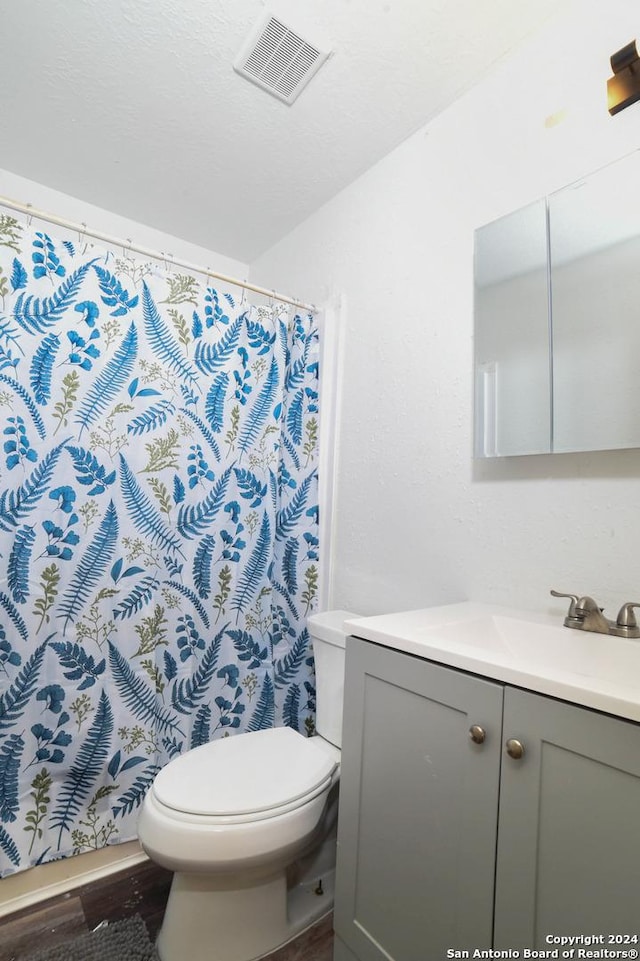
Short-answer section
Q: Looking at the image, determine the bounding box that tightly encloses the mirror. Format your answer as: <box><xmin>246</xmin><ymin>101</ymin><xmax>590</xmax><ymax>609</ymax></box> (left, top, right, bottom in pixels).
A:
<box><xmin>474</xmin><ymin>200</ymin><xmax>550</xmax><ymax>457</ymax></box>
<box><xmin>550</xmin><ymin>150</ymin><xmax>640</xmax><ymax>453</ymax></box>
<box><xmin>474</xmin><ymin>149</ymin><xmax>640</xmax><ymax>458</ymax></box>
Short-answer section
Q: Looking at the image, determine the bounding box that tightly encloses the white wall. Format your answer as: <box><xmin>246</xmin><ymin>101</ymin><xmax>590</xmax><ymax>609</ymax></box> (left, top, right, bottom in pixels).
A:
<box><xmin>250</xmin><ymin>0</ymin><xmax>640</xmax><ymax>620</ymax></box>
<box><xmin>0</xmin><ymin>168</ymin><xmax>248</xmax><ymax>279</ymax></box>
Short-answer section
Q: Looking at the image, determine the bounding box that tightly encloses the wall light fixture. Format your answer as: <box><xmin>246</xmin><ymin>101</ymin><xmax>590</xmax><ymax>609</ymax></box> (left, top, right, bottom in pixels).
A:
<box><xmin>607</xmin><ymin>40</ymin><xmax>640</xmax><ymax>115</ymax></box>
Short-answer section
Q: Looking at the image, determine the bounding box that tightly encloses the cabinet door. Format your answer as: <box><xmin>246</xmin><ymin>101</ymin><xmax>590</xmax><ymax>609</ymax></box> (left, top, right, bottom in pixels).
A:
<box><xmin>495</xmin><ymin>687</ymin><xmax>640</xmax><ymax>948</ymax></box>
<box><xmin>334</xmin><ymin>639</ymin><xmax>504</xmax><ymax>961</ymax></box>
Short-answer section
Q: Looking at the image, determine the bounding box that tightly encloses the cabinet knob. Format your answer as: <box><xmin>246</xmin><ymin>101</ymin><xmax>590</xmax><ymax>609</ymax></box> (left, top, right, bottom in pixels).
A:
<box><xmin>505</xmin><ymin>738</ymin><xmax>525</xmax><ymax>760</ymax></box>
<box><xmin>469</xmin><ymin>724</ymin><xmax>486</xmax><ymax>744</ymax></box>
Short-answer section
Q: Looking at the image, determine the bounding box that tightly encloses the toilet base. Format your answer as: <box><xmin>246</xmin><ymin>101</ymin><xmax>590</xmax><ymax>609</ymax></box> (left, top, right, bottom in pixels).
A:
<box><xmin>157</xmin><ymin>872</ymin><xmax>288</xmax><ymax>961</ymax></box>
<box><xmin>152</xmin><ymin>785</ymin><xmax>340</xmax><ymax>961</ymax></box>
<box><xmin>156</xmin><ymin>863</ymin><xmax>335</xmax><ymax>961</ymax></box>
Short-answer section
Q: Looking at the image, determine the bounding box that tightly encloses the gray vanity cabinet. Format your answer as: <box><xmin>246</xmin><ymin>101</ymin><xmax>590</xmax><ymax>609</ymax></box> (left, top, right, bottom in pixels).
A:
<box><xmin>334</xmin><ymin>637</ymin><xmax>640</xmax><ymax>961</ymax></box>
<box><xmin>333</xmin><ymin>637</ymin><xmax>504</xmax><ymax>961</ymax></box>
<box><xmin>494</xmin><ymin>686</ymin><xmax>640</xmax><ymax>948</ymax></box>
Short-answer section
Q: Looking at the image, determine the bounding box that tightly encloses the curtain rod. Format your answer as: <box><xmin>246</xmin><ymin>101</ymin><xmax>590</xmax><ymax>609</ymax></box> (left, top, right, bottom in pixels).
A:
<box><xmin>0</xmin><ymin>194</ymin><xmax>315</xmax><ymax>313</ymax></box>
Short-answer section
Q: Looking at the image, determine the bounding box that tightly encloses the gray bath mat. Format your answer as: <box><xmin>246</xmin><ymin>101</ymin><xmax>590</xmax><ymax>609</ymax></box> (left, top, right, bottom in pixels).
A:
<box><xmin>22</xmin><ymin>915</ymin><xmax>159</xmax><ymax>961</ymax></box>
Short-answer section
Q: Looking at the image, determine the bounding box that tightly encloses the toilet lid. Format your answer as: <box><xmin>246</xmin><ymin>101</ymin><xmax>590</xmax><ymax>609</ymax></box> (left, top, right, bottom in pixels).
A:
<box><xmin>152</xmin><ymin>727</ymin><xmax>337</xmax><ymax>817</ymax></box>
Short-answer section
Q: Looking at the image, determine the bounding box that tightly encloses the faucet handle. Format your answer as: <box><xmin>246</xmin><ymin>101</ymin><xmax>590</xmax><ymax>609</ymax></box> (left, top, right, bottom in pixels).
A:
<box><xmin>616</xmin><ymin>602</ymin><xmax>640</xmax><ymax>631</ymax></box>
<box><xmin>550</xmin><ymin>590</ymin><xmax>580</xmax><ymax>618</ymax></box>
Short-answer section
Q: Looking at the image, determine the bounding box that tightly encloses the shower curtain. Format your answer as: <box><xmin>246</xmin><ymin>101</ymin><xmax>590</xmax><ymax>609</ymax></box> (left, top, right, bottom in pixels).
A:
<box><xmin>0</xmin><ymin>216</ymin><xmax>319</xmax><ymax>877</ymax></box>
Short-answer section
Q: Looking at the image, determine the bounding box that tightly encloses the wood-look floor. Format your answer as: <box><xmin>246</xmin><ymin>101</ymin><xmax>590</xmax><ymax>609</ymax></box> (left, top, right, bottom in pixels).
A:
<box><xmin>0</xmin><ymin>861</ymin><xmax>335</xmax><ymax>961</ymax></box>
<box><xmin>265</xmin><ymin>913</ymin><xmax>334</xmax><ymax>961</ymax></box>
<box><xmin>0</xmin><ymin>861</ymin><xmax>172</xmax><ymax>961</ymax></box>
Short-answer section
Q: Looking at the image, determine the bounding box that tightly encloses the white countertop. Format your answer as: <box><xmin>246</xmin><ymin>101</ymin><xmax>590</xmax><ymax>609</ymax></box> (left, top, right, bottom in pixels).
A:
<box><xmin>345</xmin><ymin>602</ymin><xmax>640</xmax><ymax>723</ymax></box>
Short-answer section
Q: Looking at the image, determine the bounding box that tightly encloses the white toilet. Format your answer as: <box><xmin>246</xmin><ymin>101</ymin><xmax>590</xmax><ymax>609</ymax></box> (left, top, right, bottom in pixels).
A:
<box><xmin>138</xmin><ymin>609</ymin><xmax>356</xmax><ymax>961</ymax></box>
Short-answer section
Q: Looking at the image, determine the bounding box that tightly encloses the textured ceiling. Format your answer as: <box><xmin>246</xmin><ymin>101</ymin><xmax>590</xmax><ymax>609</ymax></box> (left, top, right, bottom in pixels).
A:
<box><xmin>0</xmin><ymin>0</ymin><xmax>570</xmax><ymax>263</ymax></box>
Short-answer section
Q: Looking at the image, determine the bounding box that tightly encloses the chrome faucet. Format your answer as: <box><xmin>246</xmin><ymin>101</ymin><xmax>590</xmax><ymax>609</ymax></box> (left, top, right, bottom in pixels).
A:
<box><xmin>550</xmin><ymin>590</ymin><xmax>640</xmax><ymax>639</ymax></box>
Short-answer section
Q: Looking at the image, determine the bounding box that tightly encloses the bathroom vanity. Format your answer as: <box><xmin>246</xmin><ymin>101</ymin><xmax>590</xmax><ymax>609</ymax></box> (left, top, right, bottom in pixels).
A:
<box><xmin>332</xmin><ymin>604</ymin><xmax>640</xmax><ymax>961</ymax></box>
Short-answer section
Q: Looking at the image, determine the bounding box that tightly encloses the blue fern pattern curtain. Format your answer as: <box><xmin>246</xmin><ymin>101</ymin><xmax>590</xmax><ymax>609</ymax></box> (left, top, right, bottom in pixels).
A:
<box><xmin>0</xmin><ymin>217</ymin><xmax>319</xmax><ymax>877</ymax></box>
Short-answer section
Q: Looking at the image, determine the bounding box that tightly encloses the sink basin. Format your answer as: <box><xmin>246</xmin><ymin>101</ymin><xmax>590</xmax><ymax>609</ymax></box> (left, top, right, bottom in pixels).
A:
<box><xmin>422</xmin><ymin>613</ymin><xmax>640</xmax><ymax>689</ymax></box>
<box><xmin>346</xmin><ymin>602</ymin><xmax>640</xmax><ymax>722</ymax></box>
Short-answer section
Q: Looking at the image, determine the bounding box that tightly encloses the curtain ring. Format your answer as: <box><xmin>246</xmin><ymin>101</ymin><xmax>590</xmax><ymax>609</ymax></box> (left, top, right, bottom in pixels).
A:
<box><xmin>167</xmin><ymin>253</ymin><xmax>174</xmax><ymax>275</ymax></box>
<box><xmin>78</xmin><ymin>222</ymin><xmax>87</xmax><ymax>245</ymax></box>
<box><xmin>26</xmin><ymin>203</ymin><xmax>33</xmax><ymax>228</ymax></box>
<box><xmin>122</xmin><ymin>237</ymin><xmax>133</xmax><ymax>258</ymax></box>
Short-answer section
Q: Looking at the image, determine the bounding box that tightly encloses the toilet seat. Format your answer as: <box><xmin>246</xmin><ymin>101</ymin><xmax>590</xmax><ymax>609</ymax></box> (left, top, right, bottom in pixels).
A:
<box><xmin>152</xmin><ymin>727</ymin><xmax>337</xmax><ymax>823</ymax></box>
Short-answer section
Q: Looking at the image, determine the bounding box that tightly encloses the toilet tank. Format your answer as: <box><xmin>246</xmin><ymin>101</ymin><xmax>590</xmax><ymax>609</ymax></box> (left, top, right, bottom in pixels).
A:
<box><xmin>308</xmin><ymin>609</ymin><xmax>359</xmax><ymax>748</ymax></box>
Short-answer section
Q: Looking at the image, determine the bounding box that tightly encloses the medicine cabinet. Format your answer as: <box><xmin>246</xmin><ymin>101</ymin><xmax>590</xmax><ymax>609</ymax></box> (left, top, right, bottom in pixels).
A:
<box><xmin>474</xmin><ymin>149</ymin><xmax>640</xmax><ymax>458</ymax></box>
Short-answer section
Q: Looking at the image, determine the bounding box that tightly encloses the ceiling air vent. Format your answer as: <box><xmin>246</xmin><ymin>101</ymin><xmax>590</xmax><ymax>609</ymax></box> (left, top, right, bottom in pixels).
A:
<box><xmin>234</xmin><ymin>15</ymin><xmax>330</xmax><ymax>104</ymax></box>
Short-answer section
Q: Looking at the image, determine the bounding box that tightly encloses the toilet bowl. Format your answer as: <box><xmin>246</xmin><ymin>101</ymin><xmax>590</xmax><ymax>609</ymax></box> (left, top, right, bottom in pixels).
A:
<box><xmin>138</xmin><ymin>609</ymin><xmax>357</xmax><ymax>961</ymax></box>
